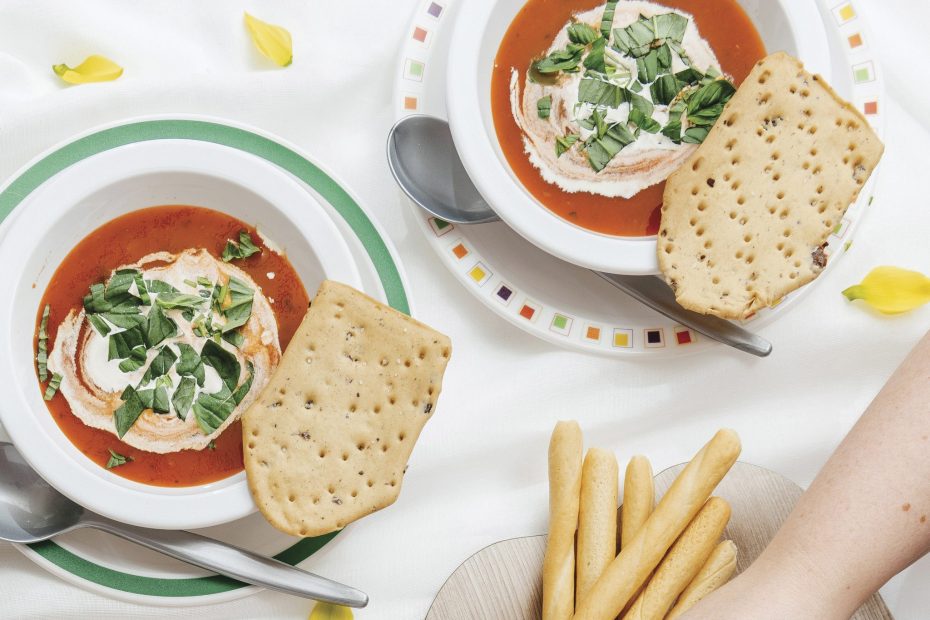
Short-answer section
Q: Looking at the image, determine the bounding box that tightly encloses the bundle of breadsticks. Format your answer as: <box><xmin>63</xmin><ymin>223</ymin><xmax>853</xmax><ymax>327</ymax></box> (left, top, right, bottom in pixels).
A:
<box><xmin>542</xmin><ymin>422</ymin><xmax>741</xmax><ymax>620</ymax></box>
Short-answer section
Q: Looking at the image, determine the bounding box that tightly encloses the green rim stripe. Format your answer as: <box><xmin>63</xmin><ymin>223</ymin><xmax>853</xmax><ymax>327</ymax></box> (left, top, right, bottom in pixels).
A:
<box><xmin>0</xmin><ymin>119</ymin><xmax>408</xmax><ymax>596</ymax></box>
<box><xmin>0</xmin><ymin>119</ymin><xmax>408</xmax><ymax>313</ymax></box>
<box><xmin>29</xmin><ymin>533</ymin><xmax>338</xmax><ymax>598</ymax></box>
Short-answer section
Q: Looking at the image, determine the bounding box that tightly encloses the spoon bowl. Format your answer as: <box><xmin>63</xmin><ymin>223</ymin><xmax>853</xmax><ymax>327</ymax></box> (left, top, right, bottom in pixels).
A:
<box><xmin>0</xmin><ymin>442</ymin><xmax>84</xmax><ymax>544</ymax></box>
<box><xmin>387</xmin><ymin>115</ymin><xmax>500</xmax><ymax>224</ymax></box>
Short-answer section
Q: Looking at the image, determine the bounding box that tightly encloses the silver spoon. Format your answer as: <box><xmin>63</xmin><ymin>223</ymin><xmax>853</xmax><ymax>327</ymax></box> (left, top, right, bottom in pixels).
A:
<box><xmin>387</xmin><ymin>115</ymin><xmax>772</xmax><ymax>358</ymax></box>
<box><xmin>0</xmin><ymin>442</ymin><xmax>368</xmax><ymax>607</ymax></box>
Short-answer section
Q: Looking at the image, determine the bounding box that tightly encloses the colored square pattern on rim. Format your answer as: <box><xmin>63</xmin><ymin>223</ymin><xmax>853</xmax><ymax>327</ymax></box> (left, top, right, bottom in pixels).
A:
<box><xmin>405</xmin><ymin>58</ymin><xmax>425</xmax><ymax>82</ymax></box>
<box><xmin>404</xmin><ymin>96</ymin><xmax>419</xmax><ymax>111</ymax></box>
<box><xmin>519</xmin><ymin>301</ymin><xmax>541</xmax><ymax>322</ymax></box>
<box><xmin>863</xmin><ymin>101</ymin><xmax>878</xmax><ymax>115</ymax></box>
<box><xmin>644</xmin><ymin>329</ymin><xmax>665</xmax><ymax>348</ymax></box>
<box><xmin>468</xmin><ymin>263</ymin><xmax>492</xmax><ymax>287</ymax></box>
<box><xmin>413</xmin><ymin>27</ymin><xmax>428</xmax><ymax>43</ymax></box>
<box><xmin>429</xmin><ymin>217</ymin><xmax>453</xmax><ymax>236</ymax></box>
<box><xmin>426</xmin><ymin>2</ymin><xmax>443</xmax><ymax>18</ymax></box>
<box><xmin>675</xmin><ymin>328</ymin><xmax>694</xmax><ymax>345</ymax></box>
<box><xmin>495</xmin><ymin>283</ymin><xmax>514</xmax><ymax>305</ymax></box>
<box><xmin>833</xmin><ymin>3</ymin><xmax>856</xmax><ymax>24</ymax></box>
<box><xmin>584</xmin><ymin>325</ymin><xmax>602</xmax><ymax>342</ymax></box>
<box><xmin>451</xmin><ymin>242</ymin><xmax>468</xmax><ymax>259</ymax></box>
<box><xmin>550</xmin><ymin>313</ymin><xmax>573</xmax><ymax>336</ymax></box>
<box><xmin>851</xmin><ymin>61</ymin><xmax>875</xmax><ymax>84</ymax></box>
<box><xmin>847</xmin><ymin>33</ymin><xmax>863</xmax><ymax>48</ymax></box>
<box><xmin>612</xmin><ymin>329</ymin><xmax>633</xmax><ymax>349</ymax></box>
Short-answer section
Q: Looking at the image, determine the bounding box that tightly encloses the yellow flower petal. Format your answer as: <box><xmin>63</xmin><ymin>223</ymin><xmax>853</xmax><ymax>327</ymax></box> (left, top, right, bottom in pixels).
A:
<box><xmin>244</xmin><ymin>12</ymin><xmax>292</xmax><ymax>67</ymax></box>
<box><xmin>52</xmin><ymin>54</ymin><xmax>123</xmax><ymax>84</ymax></box>
<box><xmin>309</xmin><ymin>602</ymin><xmax>353</xmax><ymax>620</ymax></box>
<box><xmin>842</xmin><ymin>266</ymin><xmax>930</xmax><ymax>314</ymax></box>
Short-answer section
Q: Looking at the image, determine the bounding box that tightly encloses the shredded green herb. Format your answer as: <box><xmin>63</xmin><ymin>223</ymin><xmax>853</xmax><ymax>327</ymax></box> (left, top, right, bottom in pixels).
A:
<box><xmin>537</xmin><ymin>95</ymin><xmax>552</xmax><ymax>119</ymax></box>
<box><xmin>43</xmin><ymin>373</ymin><xmax>62</xmax><ymax>401</ymax></box>
<box><xmin>524</xmin><ymin>3</ymin><xmax>735</xmax><ymax>172</ymax></box>
<box><xmin>105</xmin><ymin>449</ymin><xmax>133</xmax><ymax>469</ymax></box>
<box><xmin>221</xmin><ymin>231</ymin><xmax>261</xmax><ymax>262</ymax></box>
<box><xmin>556</xmin><ymin>134</ymin><xmax>580</xmax><ymax>157</ymax></box>
<box><xmin>36</xmin><ymin>304</ymin><xmax>50</xmax><ymax>382</ymax></box>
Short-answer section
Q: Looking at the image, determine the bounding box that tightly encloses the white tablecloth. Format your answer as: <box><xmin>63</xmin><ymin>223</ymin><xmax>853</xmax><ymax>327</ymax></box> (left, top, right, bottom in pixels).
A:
<box><xmin>0</xmin><ymin>1</ymin><xmax>928</xmax><ymax>618</ymax></box>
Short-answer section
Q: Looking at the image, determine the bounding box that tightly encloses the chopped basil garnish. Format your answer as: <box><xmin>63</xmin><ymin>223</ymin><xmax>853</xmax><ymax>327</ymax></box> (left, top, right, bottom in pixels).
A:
<box><xmin>37</xmin><ymin>304</ymin><xmax>50</xmax><ymax>382</ymax></box>
<box><xmin>118</xmin><ymin>346</ymin><xmax>148</xmax><ymax>372</ymax></box>
<box><xmin>43</xmin><ymin>373</ymin><xmax>61</xmax><ymax>400</ymax></box>
<box><xmin>583</xmin><ymin>38</ymin><xmax>607</xmax><ymax>73</ymax></box>
<box><xmin>140</xmin><ymin>346</ymin><xmax>177</xmax><ymax>386</ymax></box>
<box><xmin>200</xmin><ymin>339</ymin><xmax>240</xmax><ymax>392</ymax></box>
<box><xmin>556</xmin><ymin>134</ymin><xmax>580</xmax><ymax>157</ymax></box>
<box><xmin>629</xmin><ymin>108</ymin><xmax>660</xmax><ymax>133</ymax></box>
<box><xmin>600</xmin><ymin>0</ymin><xmax>618</xmax><ymax>39</ymax></box>
<box><xmin>193</xmin><ymin>362</ymin><xmax>254</xmax><ymax>436</ymax></box>
<box><xmin>145</xmin><ymin>304</ymin><xmax>178</xmax><ymax>348</ymax></box>
<box><xmin>176</xmin><ymin>343</ymin><xmax>206</xmax><ymax>386</ymax></box>
<box><xmin>221</xmin><ymin>231</ymin><xmax>261</xmax><ymax>263</ymax></box>
<box><xmin>152</xmin><ymin>383</ymin><xmax>171</xmax><ymax>414</ymax></box>
<box><xmin>105</xmin><ymin>449</ymin><xmax>133</xmax><ymax>469</ymax></box>
<box><xmin>108</xmin><ymin>325</ymin><xmax>145</xmax><ymax>361</ymax></box>
<box><xmin>585</xmin><ymin>122</ymin><xmax>636</xmax><ymax>172</ymax></box>
<box><xmin>145</xmin><ymin>279</ymin><xmax>178</xmax><ymax>294</ymax></box>
<box><xmin>114</xmin><ymin>386</ymin><xmax>145</xmax><ymax>438</ymax></box>
<box><xmin>86</xmin><ymin>314</ymin><xmax>111</xmax><ymax>337</ymax></box>
<box><xmin>155</xmin><ymin>292</ymin><xmax>208</xmax><ymax>312</ymax></box>
<box><xmin>537</xmin><ymin>95</ymin><xmax>552</xmax><ymax>119</ymax></box>
<box><xmin>686</xmin><ymin>79</ymin><xmax>736</xmax><ymax>126</ymax></box>
<box><xmin>567</xmin><ymin>22</ymin><xmax>599</xmax><ymax>45</ymax></box>
<box><xmin>220</xmin><ymin>277</ymin><xmax>254</xmax><ymax>333</ymax></box>
<box><xmin>525</xmin><ymin>4</ymin><xmax>736</xmax><ymax>172</ymax></box>
<box><xmin>682</xmin><ymin>126</ymin><xmax>710</xmax><ymax>143</ymax></box>
<box><xmin>172</xmin><ymin>376</ymin><xmax>197</xmax><ymax>420</ymax></box>
<box><xmin>83</xmin><ymin>255</ymin><xmax>262</xmax><ymax>438</ymax></box>
<box><xmin>222</xmin><ymin>330</ymin><xmax>245</xmax><ymax>349</ymax></box>
<box><xmin>650</xmin><ymin>74</ymin><xmax>682</xmax><ymax>105</ymax></box>
<box><xmin>533</xmin><ymin>43</ymin><xmax>586</xmax><ymax>75</ymax></box>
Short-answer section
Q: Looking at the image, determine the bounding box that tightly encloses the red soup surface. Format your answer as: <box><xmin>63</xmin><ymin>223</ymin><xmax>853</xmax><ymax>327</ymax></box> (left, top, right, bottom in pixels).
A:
<box><xmin>35</xmin><ymin>205</ymin><xmax>309</xmax><ymax>487</ymax></box>
<box><xmin>491</xmin><ymin>0</ymin><xmax>767</xmax><ymax>237</ymax></box>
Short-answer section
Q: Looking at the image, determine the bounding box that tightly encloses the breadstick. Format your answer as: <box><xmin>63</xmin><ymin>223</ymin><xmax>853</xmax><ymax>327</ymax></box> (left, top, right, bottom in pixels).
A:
<box><xmin>576</xmin><ymin>448</ymin><xmax>619</xmax><ymax>602</ymax></box>
<box><xmin>666</xmin><ymin>540</ymin><xmax>738</xmax><ymax>619</ymax></box>
<box><xmin>543</xmin><ymin>421</ymin><xmax>584</xmax><ymax>620</ymax></box>
<box><xmin>621</xmin><ymin>497</ymin><xmax>731</xmax><ymax>620</ymax></box>
<box><xmin>572</xmin><ymin>429</ymin><xmax>740</xmax><ymax>620</ymax></box>
<box><xmin>621</xmin><ymin>455</ymin><xmax>654</xmax><ymax>549</ymax></box>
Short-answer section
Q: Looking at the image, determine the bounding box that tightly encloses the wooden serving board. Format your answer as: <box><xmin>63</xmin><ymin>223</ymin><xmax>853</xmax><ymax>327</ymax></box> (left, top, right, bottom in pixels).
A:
<box><xmin>427</xmin><ymin>462</ymin><xmax>892</xmax><ymax>620</ymax></box>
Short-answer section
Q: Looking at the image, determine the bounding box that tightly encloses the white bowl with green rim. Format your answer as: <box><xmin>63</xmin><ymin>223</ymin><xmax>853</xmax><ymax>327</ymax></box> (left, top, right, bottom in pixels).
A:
<box><xmin>0</xmin><ymin>136</ymin><xmax>363</xmax><ymax>531</ymax></box>
<box><xmin>447</xmin><ymin>0</ymin><xmax>832</xmax><ymax>275</ymax></box>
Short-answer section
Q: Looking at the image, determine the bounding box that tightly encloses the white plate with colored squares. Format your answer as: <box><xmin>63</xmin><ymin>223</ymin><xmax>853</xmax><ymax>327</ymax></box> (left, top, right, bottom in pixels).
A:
<box><xmin>393</xmin><ymin>0</ymin><xmax>885</xmax><ymax>356</ymax></box>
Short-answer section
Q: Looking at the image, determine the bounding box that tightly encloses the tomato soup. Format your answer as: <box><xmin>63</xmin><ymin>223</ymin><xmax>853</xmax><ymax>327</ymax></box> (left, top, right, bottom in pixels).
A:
<box><xmin>491</xmin><ymin>0</ymin><xmax>766</xmax><ymax>237</ymax></box>
<box><xmin>35</xmin><ymin>205</ymin><xmax>309</xmax><ymax>487</ymax></box>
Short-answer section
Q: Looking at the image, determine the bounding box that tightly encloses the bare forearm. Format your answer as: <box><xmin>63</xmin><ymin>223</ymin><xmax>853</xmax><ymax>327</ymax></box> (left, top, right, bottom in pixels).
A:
<box><xmin>686</xmin><ymin>330</ymin><xmax>930</xmax><ymax>619</ymax></box>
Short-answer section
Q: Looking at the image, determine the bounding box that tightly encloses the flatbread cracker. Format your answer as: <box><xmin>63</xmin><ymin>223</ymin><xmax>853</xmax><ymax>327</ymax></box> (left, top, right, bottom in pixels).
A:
<box><xmin>243</xmin><ymin>280</ymin><xmax>451</xmax><ymax>537</ymax></box>
<box><xmin>659</xmin><ymin>52</ymin><xmax>884</xmax><ymax>320</ymax></box>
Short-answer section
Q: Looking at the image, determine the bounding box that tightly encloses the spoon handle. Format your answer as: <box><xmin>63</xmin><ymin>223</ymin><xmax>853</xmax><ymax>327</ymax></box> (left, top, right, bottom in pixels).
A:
<box><xmin>83</xmin><ymin>517</ymin><xmax>368</xmax><ymax>607</ymax></box>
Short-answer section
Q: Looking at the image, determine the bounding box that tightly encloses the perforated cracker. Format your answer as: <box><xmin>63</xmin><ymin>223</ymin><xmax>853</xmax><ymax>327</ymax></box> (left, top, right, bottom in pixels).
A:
<box><xmin>242</xmin><ymin>281</ymin><xmax>451</xmax><ymax>537</ymax></box>
<box><xmin>658</xmin><ymin>52</ymin><xmax>884</xmax><ymax>320</ymax></box>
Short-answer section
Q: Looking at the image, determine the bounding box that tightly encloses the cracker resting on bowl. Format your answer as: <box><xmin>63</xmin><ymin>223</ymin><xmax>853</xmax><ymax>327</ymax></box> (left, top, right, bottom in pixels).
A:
<box><xmin>243</xmin><ymin>280</ymin><xmax>451</xmax><ymax>537</ymax></box>
<box><xmin>658</xmin><ymin>52</ymin><xmax>884</xmax><ymax>320</ymax></box>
